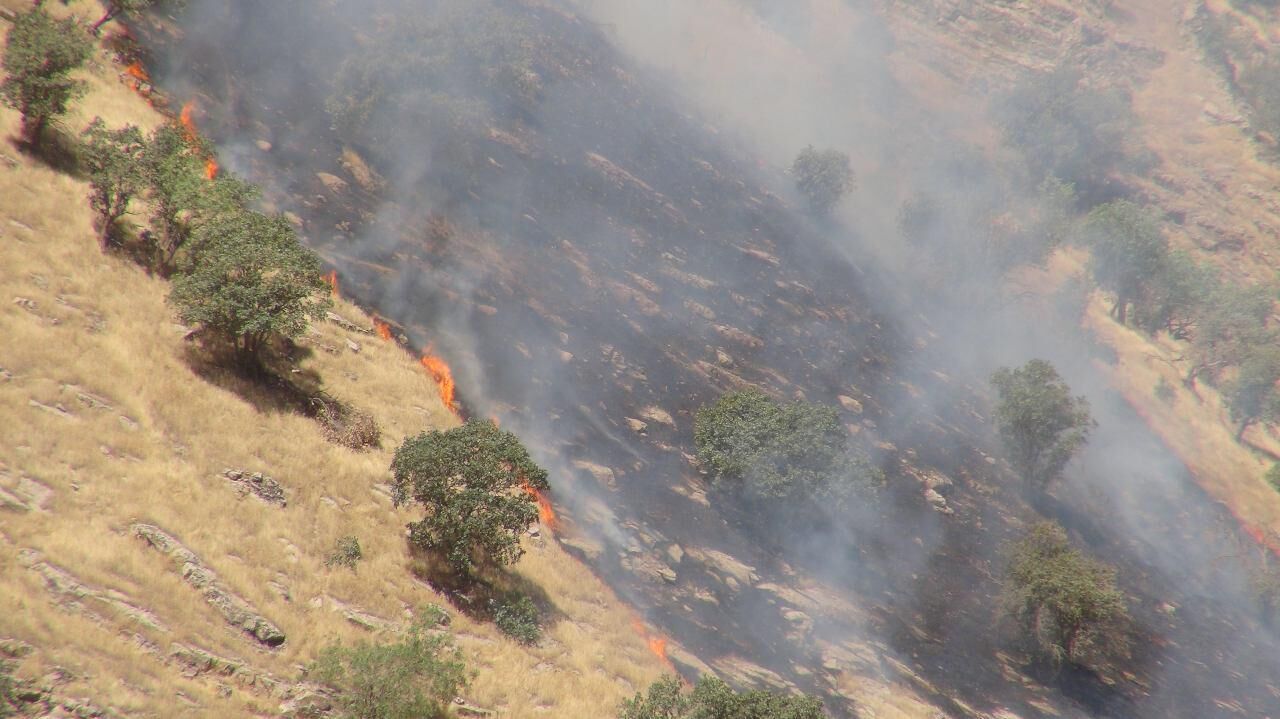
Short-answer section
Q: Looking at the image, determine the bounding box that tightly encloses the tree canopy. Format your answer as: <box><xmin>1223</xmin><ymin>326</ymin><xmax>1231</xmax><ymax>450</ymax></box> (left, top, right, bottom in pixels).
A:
<box><xmin>993</xmin><ymin>65</ymin><xmax>1140</xmax><ymax>198</ymax></box>
<box><xmin>0</xmin><ymin>6</ymin><xmax>92</xmax><ymax>146</ymax></box>
<box><xmin>310</xmin><ymin>607</ymin><xmax>467</xmax><ymax>719</ymax></box>
<box><xmin>1081</xmin><ymin>200</ymin><xmax>1168</xmax><ymax>325</ymax></box>
<box><xmin>694</xmin><ymin>388</ymin><xmax>877</xmax><ymax>507</ymax></box>
<box><xmin>80</xmin><ymin>118</ymin><xmax>146</xmax><ymax>246</ymax></box>
<box><xmin>619</xmin><ymin>676</ymin><xmax>826</xmax><ymax>719</ymax></box>
<box><xmin>390</xmin><ymin>420</ymin><xmax>550</xmax><ymax>576</ymax></box>
<box><xmin>1004</xmin><ymin>522</ymin><xmax>1129</xmax><ymax>668</ymax></box>
<box><xmin>990</xmin><ymin>360</ymin><xmax>1094</xmax><ymax>490</ymax></box>
<box><xmin>168</xmin><ymin>210</ymin><xmax>329</xmax><ymax>363</ymax></box>
<box><xmin>790</xmin><ymin>146</ymin><xmax>855</xmax><ymax>215</ymax></box>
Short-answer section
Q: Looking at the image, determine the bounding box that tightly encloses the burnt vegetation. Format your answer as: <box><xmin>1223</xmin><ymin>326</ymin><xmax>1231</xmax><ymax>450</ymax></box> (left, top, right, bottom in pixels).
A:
<box><xmin>12</xmin><ymin>0</ymin><xmax>1280</xmax><ymax>716</ymax></box>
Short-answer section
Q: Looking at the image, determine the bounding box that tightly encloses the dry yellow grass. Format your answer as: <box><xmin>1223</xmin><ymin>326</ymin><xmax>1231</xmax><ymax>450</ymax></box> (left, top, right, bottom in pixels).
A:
<box><xmin>0</xmin><ymin>3</ymin><xmax>666</xmax><ymax>716</ymax></box>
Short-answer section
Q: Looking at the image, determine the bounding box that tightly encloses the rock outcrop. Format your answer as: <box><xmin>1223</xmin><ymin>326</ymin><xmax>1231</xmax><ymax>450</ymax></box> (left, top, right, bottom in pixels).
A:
<box><xmin>131</xmin><ymin>524</ymin><xmax>286</xmax><ymax>647</ymax></box>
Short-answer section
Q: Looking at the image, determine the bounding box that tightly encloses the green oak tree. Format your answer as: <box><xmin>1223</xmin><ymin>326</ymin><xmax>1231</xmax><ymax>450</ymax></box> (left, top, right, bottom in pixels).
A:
<box><xmin>1004</xmin><ymin>522</ymin><xmax>1129</xmax><ymax>668</ymax></box>
<box><xmin>0</xmin><ymin>6</ymin><xmax>91</xmax><ymax>147</ymax></box>
<box><xmin>694</xmin><ymin>387</ymin><xmax>878</xmax><ymax>507</ymax></box>
<box><xmin>790</xmin><ymin>146</ymin><xmax>855</xmax><ymax>215</ymax></box>
<box><xmin>310</xmin><ymin>607</ymin><xmax>467</xmax><ymax>719</ymax></box>
<box><xmin>990</xmin><ymin>360</ymin><xmax>1094</xmax><ymax>490</ymax></box>
<box><xmin>168</xmin><ymin>210</ymin><xmax>329</xmax><ymax>364</ymax></box>
<box><xmin>80</xmin><ymin>118</ymin><xmax>146</xmax><ymax>246</ymax></box>
<box><xmin>1081</xmin><ymin>200</ymin><xmax>1168</xmax><ymax>325</ymax></box>
<box><xmin>390</xmin><ymin>420</ymin><xmax>550</xmax><ymax>576</ymax></box>
<box><xmin>619</xmin><ymin>676</ymin><xmax>826</xmax><ymax>719</ymax></box>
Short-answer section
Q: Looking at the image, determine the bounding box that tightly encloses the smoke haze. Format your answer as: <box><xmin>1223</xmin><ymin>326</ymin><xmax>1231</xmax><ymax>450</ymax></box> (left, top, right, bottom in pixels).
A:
<box><xmin>147</xmin><ymin>1</ymin><xmax>1280</xmax><ymax>716</ymax></box>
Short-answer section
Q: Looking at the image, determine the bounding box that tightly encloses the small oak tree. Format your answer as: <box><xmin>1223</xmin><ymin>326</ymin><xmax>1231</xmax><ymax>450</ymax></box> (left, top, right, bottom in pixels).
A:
<box><xmin>1004</xmin><ymin>522</ymin><xmax>1129</xmax><ymax>668</ymax></box>
<box><xmin>790</xmin><ymin>146</ymin><xmax>854</xmax><ymax>215</ymax></box>
<box><xmin>1184</xmin><ymin>282</ymin><xmax>1275</xmax><ymax>388</ymax></box>
<box><xmin>143</xmin><ymin>123</ymin><xmax>257</xmax><ymax>269</ymax></box>
<box><xmin>619</xmin><ymin>676</ymin><xmax>826</xmax><ymax>719</ymax></box>
<box><xmin>390</xmin><ymin>420</ymin><xmax>550</xmax><ymax>576</ymax></box>
<box><xmin>990</xmin><ymin>360</ymin><xmax>1094</xmax><ymax>490</ymax></box>
<box><xmin>310</xmin><ymin>607</ymin><xmax>467</xmax><ymax>719</ymax></box>
<box><xmin>168</xmin><ymin>210</ymin><xmax>329</xmax><ymax>364</ymax></box>
<box><xmin>1224</xmin><ymin>344</ymin><xmax>1280</xmax><ymax>440</ymax></box>
<box><xmin>0</xmin><ymin>6</ymin><xmax>92</xmax><ymax>147</ymax></box>
<box><xmin>1081</xmin><ymin>200</ymin><xmax>1168</xmax><ymax>325</ymax></box>
<box><xmin>694</xmin><ymin>387</ymin><xmax>877</xmax><ymax>506</ymax></box>
<box><xmin>80</xmin><ymin>118</ymin><xmax>146</xmax><ymax>246</ymax></box>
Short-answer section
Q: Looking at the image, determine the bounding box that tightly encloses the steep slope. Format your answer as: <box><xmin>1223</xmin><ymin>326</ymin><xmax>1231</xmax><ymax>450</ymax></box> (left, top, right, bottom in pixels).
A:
<box><xmin>141</xmin><ymin>1</ymin><xmax>1280</xmax><ymax>717</ymax></box>
<box><xmin>0</xmin><ymin>2</ymin><xmax>667</xmax><ymax>717</ymax></box>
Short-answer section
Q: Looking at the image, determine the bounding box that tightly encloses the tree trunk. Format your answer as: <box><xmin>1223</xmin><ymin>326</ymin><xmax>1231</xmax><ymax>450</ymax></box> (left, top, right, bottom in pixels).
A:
<box><xmin>91</xmin><ymin>5</ymin><xmax>120</xmax><ymax>36</ymax></box>
<box><xmin>1237</xmin><ymin>418</ymin><xmax>1253</xmax><ymax>443</ymax></box>
<box><xmin>1113</xmin><ymin>294</ymin><xmax>1128</xmax><ymax>325</ymax></box>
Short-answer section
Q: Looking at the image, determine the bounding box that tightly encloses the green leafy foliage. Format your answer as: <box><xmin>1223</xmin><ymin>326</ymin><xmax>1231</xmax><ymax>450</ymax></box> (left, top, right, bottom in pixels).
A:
<box><xmin>1224</xmin><ymin>345</ymin><xmax>1280</xmax><ymax>439</ymax></box>
<box><xmin>1131</xmin><ymin>249</ymin><xmax>1215</xmax><ymax>339</ymax></box>
<box><xmin>1003</xmin><ymin>522</ymin><xmax>1129</xmax><ymax>668</ymax></box>
<box><xmin>80</xmin><ymin>118</ymin><xmax>146</xmax><ymax>246</ymax></box>
<box><xmin>694</xmin><ymin>388</ymin><xmax>878</xmax><ymax>506</ymax></box>
<box><xmin>1081</xmin><ymin>200</ymin><xmax>1168</xmax><ymax>325</ymax></box>
<box><xmin>390</xmin><ymin>420</ymin><xmax>549</xmax><ymax>576</ymax></box>
<box><xmin>310</xmin><ymin>608</ymin><xmax>467</xmax><ymax>719</ymax></box>
<box><xmin>326</xmin><ymin>535</ymin><xmax>364</xmax><ymax>570</ymax></box>
<box><xmin>142</xmin><ymin>123</ymin><xmax>258</xmax><ymax>269</ymax></box>
<box><xmin>490</xmin><ymin>593</ymin><xmax>541</xmax><ymax>645</ymax></box>
<box><xmin>790</xmin><ymin>146</ymin><xmax>855</xmax><ymax>215</ymax></box>
<box><xmin>990</xmin><ymin>360</ymin><xmax>1094</xmax><ymax>490</ymax></box>
<box><xmin>1184</xmin><ymin>282</ymin><xmax>1275</xmax><ymax>388</ymax></box>
<box><xmin>618</xmin><ymin>675</ymin><xmax>826</xmax><ymax>719</ymax></box>
<box><xmin>0</xmin><ymin>6</ymin><xmax>92</xmax><ymax>146</ymax></box>
<box><xmin>0</xmin><ymin>657</ymin><xmax>14</xmax><ymax>719</ymax></box>
<box><xmin>993</xmin><ymin>65</ymin><xmax>1140</xmax><ymax>198</ymax></box>
<box><xmin>1267</xmin><ymin>463</ymin><xmax>1280</xmax><ymax>492</ymax></box>
<box><xmin>168</xmin><ymin>210</ymin><xmax>330</xmax><ymax>363</ymax></box>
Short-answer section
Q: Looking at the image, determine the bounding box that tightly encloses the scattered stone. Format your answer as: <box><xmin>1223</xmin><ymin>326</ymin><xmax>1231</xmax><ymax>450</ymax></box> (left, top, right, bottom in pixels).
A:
<box><xmin>715</xmin><ymin>349</ymin><xmax>734</xmax><ymax>368</ymax></box>
<box><xmin>837</xmin><ymin>395</ymin><xmax>863</xmax><ymax>414</ymax></box>
<box><xmin>168</xmin><ymin>643</ymin><xmax>280</xmax><ymax>694</ymax></box>
<box><xmin>72</xmin><ymin>389</ymin><xmax>114</xmax><ymax>412</ymax></box>
<box><xmin>28</xmin><ymin>399</ymin><xmax>72</xmax><ymax>418</ymax></box>
<box><xmin>923</xmin><ymin>488</ymin><xmax>954</xmax><ymax>515</ymax></box>
<box><xmin>325</xmin><ymin>311</ymin><xmax>372</xmax><ymax>335</ymax></box>
<box><xmin>0</xmin><ymin>367</ymin><xmax>12</xmax><ymax>382</ymax></box>
<box><xmin>625</xmin><ymin>417</ymin><xmax>649</xmax><ymax>434</ymax></box>
<box><xmin>316</xmin><ymin>172</ymin><xmax>349</xmax><ymax>194</ymax></box>
<box><xmin>18</xmin><ymin>549</ymin><xmax>169</xmax><ymax>632</ymax></box>
<box><xmin>665</xmin><ymin>544</ymin><xmax>684</xmax><ymax>565</ymax></box>
<box><xmin>454</xmin><ymin>697</ymin><xmax>496</xmax><ymax>716</ymax></box>
<box><xmin>573</xmin><ymin>460</ymin><xmax>617</xmax><ymax>489</ymax></box>
<box><xmin>131</xmin><ymin>524</ymin><xmax>286</xmax><ymax>647</ymax></box>
<box><xmin>221</xmin><ymin>469</ymin><xmax>287</xmax><ymax>507</ymax></box>
<box><xmin>639</xmin><ymin>406</ymin><xmax>675</xmax><ymax>428</ymax></box>
<box><xmin>12</xmin><ymin>296</ymin><xmax>37</xmax><ymax>312</ymax></box>
<box><xmin>345</xmin><ymin>338</ymin><xmax>362</xmax><ymax>353</ymax></box>
<box><xmin>279</xmin><ymin>684</ymin><xmax>337</xmax><ymax>718</ymax></box>
<box><xmin>255</xmin><ymin>139</ymin><xmax>273</xmax><ymax>152</ymax></box>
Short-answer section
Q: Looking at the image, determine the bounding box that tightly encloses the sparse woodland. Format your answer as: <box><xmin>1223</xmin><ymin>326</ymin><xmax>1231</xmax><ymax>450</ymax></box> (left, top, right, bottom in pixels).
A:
<box><xmin>8</xmin><ymin>0</ymin><xmax>1280</xmax><ymax>717</ymax></box>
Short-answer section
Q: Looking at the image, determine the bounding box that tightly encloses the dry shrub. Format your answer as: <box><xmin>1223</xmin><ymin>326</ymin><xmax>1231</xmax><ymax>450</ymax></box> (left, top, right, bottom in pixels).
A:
<box><xmin>314</xmin><ymin>395</ymin><xmax>382</xmax><ymax>450</ymax></box>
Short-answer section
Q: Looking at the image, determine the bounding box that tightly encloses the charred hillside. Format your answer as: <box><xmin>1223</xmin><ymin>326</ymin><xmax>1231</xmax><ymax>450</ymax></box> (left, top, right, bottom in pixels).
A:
<box><xmin>138</xmin><ymin>1</ymin><xmax>1280</xmax><ymax>716</ymax></box>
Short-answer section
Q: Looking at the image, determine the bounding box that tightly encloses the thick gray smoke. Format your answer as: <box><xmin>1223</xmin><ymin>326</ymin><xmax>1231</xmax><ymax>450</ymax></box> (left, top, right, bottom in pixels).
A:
<box><xmin>149</xmin><ymin>0</ymin><xmax>1280</xmax><ymax>716</ymax></box>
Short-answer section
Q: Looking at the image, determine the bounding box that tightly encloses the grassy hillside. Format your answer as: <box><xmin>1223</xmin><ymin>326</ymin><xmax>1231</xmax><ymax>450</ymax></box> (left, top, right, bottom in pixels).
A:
<box><xmin>0</xmin><ymin>2</ymin><xmax>665</xmax><ymax>716</ymax></box>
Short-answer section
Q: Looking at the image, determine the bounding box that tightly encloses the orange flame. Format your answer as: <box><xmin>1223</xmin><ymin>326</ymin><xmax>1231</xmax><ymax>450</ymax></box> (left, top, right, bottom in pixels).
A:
<box><xmin>124</xmin><ymin>61</ymin><xmax>149</xmax><ymax>84</ymax></box>
<box><xmin>204</xmin><ymin>156</ymin><xmax>219</xmax><ymax>180</ymax></box>
<box><xmin>420</xmin><ymin>352</ymin><xmax>456</xmax><ymax>411</ymax></box>
<box><xmin>373</xmin><ymin>317</ymin><xmax>393</xmax><ymax>342</ymax></box>
<box><xmin>520</xmin><ymin>480</ymin><xmax>558</xmax><ymax>530</ymax></box>
<box><xmin>179</xmin><ymin>100</ymin><xmax>198</xmax><ymax>142</ymax></box>
<box><xmin>630</xmin><ymin>616</ymin><xmax>676</xmax><ymax>671</ymax></box>
<box><xmin>324</xmin><ymin>271</ymin><xmax>340</xmax><ymax>299</ymax></box>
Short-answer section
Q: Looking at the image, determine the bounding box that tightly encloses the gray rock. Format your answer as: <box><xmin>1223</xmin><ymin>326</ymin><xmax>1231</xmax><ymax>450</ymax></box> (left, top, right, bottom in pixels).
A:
<box><xmin>132</xmin><ymin>524</ymin><xmax>286</xmax><ymax>647</ymax></box>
